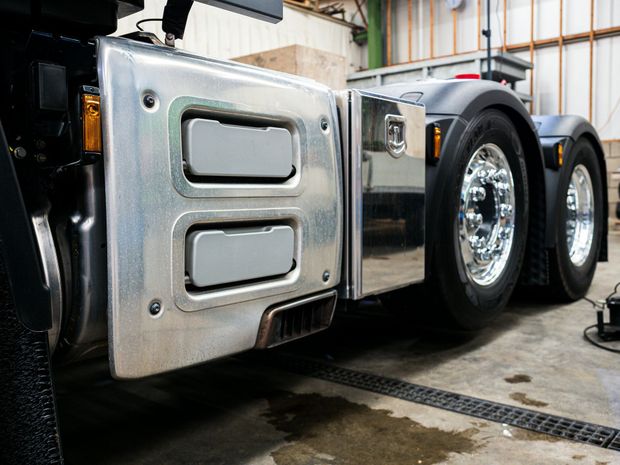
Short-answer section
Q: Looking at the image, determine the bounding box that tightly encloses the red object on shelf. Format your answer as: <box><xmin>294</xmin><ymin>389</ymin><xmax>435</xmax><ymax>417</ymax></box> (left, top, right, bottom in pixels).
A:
<box><xmin>454</xmin><ymin>73</ymin><xmax>481</xmax><ymax>79</ymax></box>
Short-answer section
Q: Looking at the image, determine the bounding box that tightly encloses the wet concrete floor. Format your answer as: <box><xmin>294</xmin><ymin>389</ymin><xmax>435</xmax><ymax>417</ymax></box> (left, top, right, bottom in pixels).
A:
<box><xmin>55</xmin><ymin>233</ymin><xmax>620</xmax><ymax>465</ymax></box>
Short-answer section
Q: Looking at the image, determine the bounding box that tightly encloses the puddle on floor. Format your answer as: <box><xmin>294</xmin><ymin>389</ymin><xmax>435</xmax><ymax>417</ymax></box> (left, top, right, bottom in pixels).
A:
<box><xmin>509</xmin><ymin>392</ymin><xmax>549</xmax><ymax>407</ymax></box>
<box><xmin>263</xmin><ymin>392</ymin><xmax>480</xmax><ymax>465</ymax></box>
<box><xmin>504</xmin><ymin>374</ymin><xmax>532</xmax><ymax>384</ymax></box>
<box><xmin>505</xmin><ymin>427</ymin><xmax>561</xmax><ymax>443</ymax></box>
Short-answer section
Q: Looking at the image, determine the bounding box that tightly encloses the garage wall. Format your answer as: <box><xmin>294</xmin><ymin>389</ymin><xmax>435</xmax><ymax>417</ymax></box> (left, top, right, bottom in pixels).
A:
<box><xmin>386</xmin><ymin>0</ymin><xmax>620</xmax><ymax>141</ymax></box>
<box><xmin>115</xmin><ymin>2</ymin><xmax>365</xmax><ymax>73</ymax></box>
<box><xmin>604</xmin><ymin>141</ymin><xmax>620</xmax><ymax>227</ymax></box>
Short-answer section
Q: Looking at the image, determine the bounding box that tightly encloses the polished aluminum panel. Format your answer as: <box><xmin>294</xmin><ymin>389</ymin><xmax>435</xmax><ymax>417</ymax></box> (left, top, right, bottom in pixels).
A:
<box><xmin>342</xmin><ymin>90</ymin><xmax>425</xmax><ymax>299</ymax></box>
<box><xmin>98</xmin><ymin>37</ymin><xmax>342</xmax><ymax>378</ymax></box>
<box><xmin>31</xmin><ymin>204</ymin><xmax>63</xmax><ymax>353</ymax></box>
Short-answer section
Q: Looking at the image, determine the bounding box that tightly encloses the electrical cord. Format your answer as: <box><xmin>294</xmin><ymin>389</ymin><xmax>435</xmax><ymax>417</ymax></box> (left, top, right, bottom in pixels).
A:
<box><xmin>607</xmin><ymin>281</ymin><xmax>620</xmax><ymax>301</ymax></box>
<box><xmin>136</xmin><ymin>18</ymin><xmax>163</xmax><ymax>32</ymax></box>
<box><xmin>582</xmin><ymin>281</ymin><xmax>620</xmax><ymax>353</ymax></box>
<box><xmin>583</xmin><ymin>325</ymin><xmax>620</xmax><ymax>353</ymax></box>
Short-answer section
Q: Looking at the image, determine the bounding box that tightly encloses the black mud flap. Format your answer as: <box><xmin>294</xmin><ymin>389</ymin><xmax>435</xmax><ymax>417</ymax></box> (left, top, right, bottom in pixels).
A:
<box><xmin>0</xmin><ymin>248</ymin><xmax>64</xmax><ymax>464</ymax></box>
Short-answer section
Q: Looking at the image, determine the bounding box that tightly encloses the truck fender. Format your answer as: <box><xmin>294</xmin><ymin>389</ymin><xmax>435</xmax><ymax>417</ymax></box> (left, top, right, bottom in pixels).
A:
<box><xmin>0</xmin><ymin>121</ymin><xmax>52</xmax><ymax>331</ymax></box>
<box><xmin>531</xmin><ymin>115</ymin><xmax>608</xmax><ymax>261</ymax></box>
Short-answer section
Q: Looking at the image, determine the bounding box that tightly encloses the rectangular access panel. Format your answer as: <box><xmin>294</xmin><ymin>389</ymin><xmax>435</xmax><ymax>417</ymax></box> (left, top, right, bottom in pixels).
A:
<box><xmin>182</xmin><ymin>118</ymin><xmax>293</xmax><ymax>179</ymax></box>
<box><xmin>343</xmin><ymin>90</ymin><xmax>426</xmax><ymax>299</ymax></box>
<box><xmin>186</xmin><ymin>226</ymin><xmax>294</xmax><ymax>288</ymax></box>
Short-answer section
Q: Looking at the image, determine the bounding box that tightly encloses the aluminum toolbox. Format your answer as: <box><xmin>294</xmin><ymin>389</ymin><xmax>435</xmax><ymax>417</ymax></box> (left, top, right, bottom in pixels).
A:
<box><xmin>98</xmin><ymin>37</ymin><xmax>342</xmax><ymax>378</ymax></box>
<box><xmin>340</xmin><ymin>90</ymin><xmax>426</xmax><ymax>299</ymax></box>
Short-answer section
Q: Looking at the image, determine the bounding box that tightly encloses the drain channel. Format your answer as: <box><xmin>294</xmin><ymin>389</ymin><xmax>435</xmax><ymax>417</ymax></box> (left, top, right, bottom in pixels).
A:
<box><xmin>263</xmin><ymin>354</ymin><xmax>620</xmax><ymax>451</ymax></box>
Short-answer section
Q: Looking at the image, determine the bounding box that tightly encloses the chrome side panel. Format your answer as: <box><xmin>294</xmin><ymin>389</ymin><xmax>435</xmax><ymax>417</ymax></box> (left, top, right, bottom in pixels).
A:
<box><xmin>64</xmin><ymin>163</ymin><xmax>108</xmax><ymax>361</ymax></box>
<box><xmin>97</xmin><ymin>37</ymin><xmax>342</xmax><ymax>378</ymax></box>
<box><xmin>31</xmin><ymin>204</ymin><xmax>63</xmax><ymax>352</ymax></box>
<box><xmin>341</xmin><ymin>90</ymin><xmax>426</xmax><ymax>299</ymax></box>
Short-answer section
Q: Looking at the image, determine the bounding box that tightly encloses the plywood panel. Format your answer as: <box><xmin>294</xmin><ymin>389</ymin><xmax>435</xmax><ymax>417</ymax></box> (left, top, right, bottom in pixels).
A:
<box><xmin>234</xmin><ymin>44</ymin><xmax>347</xmax><ymax>89</ymax></box>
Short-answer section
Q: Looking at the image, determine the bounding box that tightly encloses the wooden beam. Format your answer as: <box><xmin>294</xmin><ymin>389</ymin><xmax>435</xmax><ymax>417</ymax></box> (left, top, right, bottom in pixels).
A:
<box><xmin>453</xmin><ymin>8</ymin><xmax>458</xmax><ymax>55</ymax></box>
<box><xmin>477</xmin><ymin>0</ymin><xmax>481</xmax><ymax>50</ymax></box>
<box><xmin>408</xmin><ymin>0</ymin><xmax>413</xmax><ymax>62</ymax></box>
<box><xmin>530</xmin><ymin>0</ymin><xmax>535</xmax><ymax>113</ymax></box>
<box><xmin>558</xmin><ymin>0</ymin><xmax>563</xmax><ymax>114</ymax></box>
<box><xmin>353</xmin><ymin>0</ymin><xmax>368</xmax><ymax>28</ymax></box>
<box><xmin>430</xmin><ymin>0</ymin><xmax>435</xmax><ymax>58</ymax></box>
<box><xmin>505</xmin><ymin>26</ymin><xmax>620</xmax><ymax>52</ymax></box>
<box><xmin>387</xmin><ymin>0</ymin><xmax>392</xmax><ymax>66</ymax></box>
<box><xmin>589</xmin><ymin>0</ymin><xmax>595</xmax><ymax>122</ymax></box>
<box><xmin>503</xmin><ymin>0</ymin><xmax>507</xmax><ymax>51</ymax></box>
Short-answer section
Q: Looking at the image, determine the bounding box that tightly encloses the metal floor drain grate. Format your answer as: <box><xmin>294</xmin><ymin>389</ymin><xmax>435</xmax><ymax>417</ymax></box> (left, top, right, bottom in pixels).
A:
<box><xmin>261</xmin><ymin>354</ymin><xmax>620</xmax><ymax>451</ymax></box>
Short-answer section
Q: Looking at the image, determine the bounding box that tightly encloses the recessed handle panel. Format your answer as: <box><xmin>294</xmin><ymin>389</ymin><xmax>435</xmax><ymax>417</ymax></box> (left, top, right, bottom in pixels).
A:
<box><xmin>182</xmin><ymin>118</ymin><xmax>293</xmax><ymax>178</ymax></box>
<box><xmin>185</xmin><ymin>225</ymin><xmax>294</xmax><ymax>288</ymax></box>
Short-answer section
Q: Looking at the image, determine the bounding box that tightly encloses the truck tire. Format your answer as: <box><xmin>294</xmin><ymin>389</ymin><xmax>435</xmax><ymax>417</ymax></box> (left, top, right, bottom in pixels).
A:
<box><xmin>426</xmin><ymin>109</ymin><xmax>529</xmax><ymax>329</ymax></box>
<box><xmin>0</xmin><ymin>248</ymin><xmax>63</xmax><ymax>465</ymax></box>
<box><xmin>427</xmin><ymin>110</ymin><xmax>529</xmax><ymax>330</ymax></box>
<box><xmin>548</xmin><ymin>138</ymin><xmax>604</xmax><ymax>301</ymax></box>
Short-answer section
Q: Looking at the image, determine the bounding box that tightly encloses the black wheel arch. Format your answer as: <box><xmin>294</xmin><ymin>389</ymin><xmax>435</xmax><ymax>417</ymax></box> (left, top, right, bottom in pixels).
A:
<box><xmin>369</xmin><ymin>80</ymin><xmax>548</xmax><ymax>285</ymax></box>
<box><xmin>0</xmin><ymin>120</ymin><xmax>52</xmax><ymax>331</ymax></box>
<box><xmin>532</xmin><ymin>114</ymin><xmax>608</xmax><ymax>262</ymax></box>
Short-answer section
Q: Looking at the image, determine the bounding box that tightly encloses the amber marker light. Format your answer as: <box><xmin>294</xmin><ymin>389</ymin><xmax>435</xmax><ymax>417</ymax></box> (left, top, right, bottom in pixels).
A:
<box><xmin>557</xmin><ymin>142</ymin><xmax>564</xmax><ymax>167</ymax></box>
<box><xmin>82</xmin><ymin>94</ymin><xmax>102</xmax><ymax>153</ymax></box>
<box><xmin>433</xmin><ymin>125</ymin><xmax>442</xmax><ymax>160</ymax></box>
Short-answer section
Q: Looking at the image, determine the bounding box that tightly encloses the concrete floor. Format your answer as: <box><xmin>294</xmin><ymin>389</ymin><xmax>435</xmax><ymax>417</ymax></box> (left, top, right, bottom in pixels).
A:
<box><xmin>55</xmin><ymin>232</ymin><xmax>620</xmax><ymax>465</ymax></box>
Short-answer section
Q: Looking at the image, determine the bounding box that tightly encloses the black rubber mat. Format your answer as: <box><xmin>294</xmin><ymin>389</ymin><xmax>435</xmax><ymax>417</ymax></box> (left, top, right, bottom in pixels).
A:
<box><xmin>263</xmin><ymin>353</ymin><xmax>620</xmax><ymax>451</ymax></box>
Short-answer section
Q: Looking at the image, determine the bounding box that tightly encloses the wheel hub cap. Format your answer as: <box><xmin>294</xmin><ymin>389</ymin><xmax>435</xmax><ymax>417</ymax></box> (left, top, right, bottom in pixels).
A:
<box><xmin>458</xmin><ymin>143</ymin><xmax>516</xmax><ymax>286</ymax></box>
<box><xmin>566</xmin><ymin>164</ymin><xmax>594</xmax><ymax>267</ymax></box>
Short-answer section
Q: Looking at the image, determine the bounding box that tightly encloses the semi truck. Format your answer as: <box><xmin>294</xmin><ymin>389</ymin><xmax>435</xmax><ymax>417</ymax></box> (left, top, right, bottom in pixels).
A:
<box><xmin>0</xmin><ymin>0</ymin><xmax>608</xmax><ymax>462</ymax></box>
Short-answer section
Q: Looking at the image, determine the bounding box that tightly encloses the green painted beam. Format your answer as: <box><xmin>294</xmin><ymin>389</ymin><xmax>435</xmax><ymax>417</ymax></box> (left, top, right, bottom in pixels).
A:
<box><xmin>367</xmin><ymin>0</ymin><xmax>382</xmax><ymax>69</ymax></box>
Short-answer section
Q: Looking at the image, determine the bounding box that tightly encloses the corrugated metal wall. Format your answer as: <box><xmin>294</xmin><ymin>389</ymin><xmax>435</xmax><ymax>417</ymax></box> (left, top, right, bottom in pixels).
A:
<box><xmin>387</xmin><ymin>0</ymin><xmax>620</xmax><ymax>140</ymax></box>
<box><xmin>117</xmin><ymin>1</ymin><xmax>619</xmax><ymax>140</ymax></box>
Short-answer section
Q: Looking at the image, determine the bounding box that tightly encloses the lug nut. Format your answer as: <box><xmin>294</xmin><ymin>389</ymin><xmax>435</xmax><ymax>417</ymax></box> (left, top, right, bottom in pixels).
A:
<box><xmin>466</xmin><ymin>212</ymin><xmax>483</xmax><ymax>228</ymax></box>
<box><xmin>499</xmin><ymin>203</ymin><xmax>513</xmax><ymax>218</ymax></box>
<box><xmin>493</xmin><ymin>169</ymin><xmax>507</xmax><ymax>183</ymax></box>
<box><xmin>470</xmin><ymin>186</ymin><xmax>486</xmax><ymax>202</ymax></box>
<box><xmin>468</xmin><ymin>235</ymin><xmax>482</xmax><ymax>248</ymax></box>
<box><xmin>13</xmin><ymin>146</ymin><xmax>27</xmax><ymax>159</ymax></box>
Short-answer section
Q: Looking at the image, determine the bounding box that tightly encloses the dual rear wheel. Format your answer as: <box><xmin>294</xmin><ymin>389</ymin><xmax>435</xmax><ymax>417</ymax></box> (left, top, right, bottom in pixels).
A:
<box><xmin>385</xmin><ymin>110</ymin><xmax>603</xmax><ymax>329</ymax></box>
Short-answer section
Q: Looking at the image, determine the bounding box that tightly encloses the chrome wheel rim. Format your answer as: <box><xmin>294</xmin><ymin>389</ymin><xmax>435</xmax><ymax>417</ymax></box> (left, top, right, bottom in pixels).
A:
<box><xmin>566</xmin><ymin>164</ymin><xmax>594</xmax><ymax>267</ymax></box>
<box><xmin>458</xmin><ymin>143</ymin><xmax>516</xmax><ymax>286</ymax></box>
